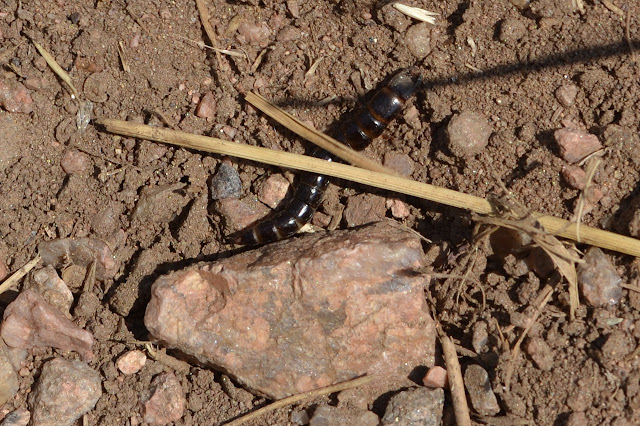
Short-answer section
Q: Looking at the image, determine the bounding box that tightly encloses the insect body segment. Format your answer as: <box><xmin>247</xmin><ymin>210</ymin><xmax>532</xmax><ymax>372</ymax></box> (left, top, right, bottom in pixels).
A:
<box><xmin>231</xmin><ymin>68</ymin><xmax>422</xmax><ymax>245</ymax></box>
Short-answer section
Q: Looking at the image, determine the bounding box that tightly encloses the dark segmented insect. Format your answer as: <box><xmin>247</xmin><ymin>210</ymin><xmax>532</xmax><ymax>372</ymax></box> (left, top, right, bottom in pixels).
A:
<box><xmin>231</xmin><ymin>67</ymin><xmax>422</xmax><ymax>245</ymax></box>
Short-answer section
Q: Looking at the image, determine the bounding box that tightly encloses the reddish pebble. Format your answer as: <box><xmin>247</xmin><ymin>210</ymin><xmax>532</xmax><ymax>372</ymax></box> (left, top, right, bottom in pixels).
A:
<box><xmin>577</xmin><ymin>247</ymin><xmax>622</xmax><ymax>307</ymax></box>
<box><xmin>117</xmin><ymin>350</ymin><xmax>147</xmax><ymax>375</ymax></box>
<box><xmin>60</xmin><ymin>149</ymin><xmax>91</xmax><ymax>175</ymax></box>
<box><xmin>257</xmin><ymin>175</ymin><xmax>290</xmax><ymax>208</ymax></box>
<box><xmin>383</xmin><ymin>152</ymin><xmax>415</xmax><ymax>176</ymax></box>
<box><xmin>387</xmin><ymin>198</ymin><xmax>410</xmax><ymax>219</ymax></box>
<box><xmin>446</xmin><ymin>110</ymin><xmax>492</xmax><ymax>158</ymax></box>
<box><xmin>0</xmin><ymin>80</ymin><xmax>33</xmax><ymax>113</ymax></box>
<box><xmin>422</xmin><ymin>366</ymin><xmax>448</xmax><ymax>388</ymax></box>
<box><xmin>237</xmin><ymin>22</ymin><xmax>271</xmax><ymax>46</ymax></box>
<box><xmin>561</xmin><ymin>165</ymin><xmax>586</xmax><ymax>190</ymax></box>
<box><xmin>213</xmin><ymin>196</ymin><xmax>271</xmax><ymax>234</ymax></box>
<box><xmin>140</xmin><ymin>372</ymin><xmax>185</xmax><ymax>425</ymax></box>
<box><xmin>554</xmin><ymin>128</ymin><xmax>602</xmax><ymax>163</ymax></box>
<box><xmin>195</xmin><ymin>91</ymin><xmax>217</xmax><ymax>119</ymax></box>
<box><xmin>556</xmin><ymin>83</ymin><xmax>579</xmax><ymax>108</ymax></box>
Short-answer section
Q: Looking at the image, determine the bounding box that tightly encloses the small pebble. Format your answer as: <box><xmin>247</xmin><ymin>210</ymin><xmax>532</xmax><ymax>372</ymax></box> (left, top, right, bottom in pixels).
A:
<box><xmin>387</xmin><ymin>199</ymin><xmax>410</xmax><ymax>219</ymax></box>
<box><xmin>464</xmin><ymin>364</ymin><xmax>500</xmax><ymax>416</ymax></box>
<box><xmin>140</xmin><ymin>372</ymin><xmax>186</xmax><ymax>425</ymax></box>
<box><xmin>28</xmin><ymin>266</ymin><xmax>74</xmax><ymax>315</ymax></box>
<box><xmin>561</xmin><ymin>165</ymin><xmax>586</xmax><ymax>190</ymax></box>
<box><xmin>554</xmin><ymin>128</ymin><xmax>602</xmax><ymax>163</ymax></box>
<box><xmin>577</xmin><ymin>247</ymin><xmax>622</xmax><ymax>307</ymax></box>
<box><xmin>404</xmin><ymin>23</ymin><xmax>432</xmax><ymax>59</ymax></box>
<box><xmin>236</xmin><ymin>21</ymin><xmax>271</xmax><ymax>46</ymax></box>
<box><xmin>381</xmin><ymin>387</ymin><xmax>445</xmax><ymax>426</ymax></box>
<box><xmin>566</xmin><ymin>412</ymin><xmax>588</xmax><ymax>426</ymax></box>
<box><xmin>60</xmin><ymin>149</ymin><xmax>91</xmax><ymax>175</ymax></box>
<box><xmin>0</xmin><ymin>341</ymin><xmax>19</xmax><ymax>406</ymax></box>
<box><xmin>383</xmin><ymin>152</ymin><xmax>414</xmax><ymax>176</ymax></box>
<box><xmin>498</xmin><ymin>17</ymin><xmax>527</xmax><ymax>45</ymax></box>
<box><xmin>213</xmin><ymin>196</ymin><xmax>271</xmax><ymax>234</ymax></box>
<box><xmin>210</xmin><ymin>163</ymin><xmax>242</xmax><ymax>200</ymax></box>
<box><xmin>257</xmin><ymin>174</ymin><xmax>290</xmax><ymax>208</ymax></box>
<box><xmin>525</xmin><ymin>336</ymin><xmax>553</xmax><ymax>371</ymax></box>
<box><xmin>29</xmin><ymin>358</ymin><xmax>102</xmax><ymax>426</ymax></box>
<box><xmin>556</xmin><ymin>83</ymin><xmax>579</xmax><ymax>108</ymax></box>
<box><xmin>472</xmin><ymin>321</ymin><xmax>489</xmax><ymax>354</ymax></box>
<box><xmin>446</xmin><ymin>111</ymin><xmax>492</xmax><ymax>158</ymax></box>
<box><xmin>566</xmin><ymin>389</ymin><xmax>592</xmax><ymax>412</ymax></box>
<box><xmin>0</xmin><ymin>407</ymin><xmax>30</xmax><ymax>426</ymax></box>
<box><xmin>195</xmin><ymin>91</ymin><xmax>217</xmax><ymax>119</ymax></box>
<box><xmin>422</xmin><ymin>365</ymin><xmax>448</xmax><ymax>388</ymax></box>
<box><xmin>0</xmin><ymin>80</ymin><xmax>33</xmax><ymax>113</ymax></box>
<box><xmin>117</xmin><ymin>350</ymin><xmax>147</xmax><ymax>375</ymax></box>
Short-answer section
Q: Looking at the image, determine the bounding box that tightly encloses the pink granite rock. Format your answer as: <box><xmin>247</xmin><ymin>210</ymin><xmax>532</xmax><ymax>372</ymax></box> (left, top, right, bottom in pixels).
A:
<box><xmin>38</xmin><ymin>237</ymin><xmax>119</xmax><ymax>280</ymax></box>
<box><xmin>140</xmin><ymin>372</ymin><xmax>185</xmax><ymax>425</ymax></box>
<box><xmin>145</xmin><ymin>222</ymin><xmax>436</xmax><ymax>398</ymax></box>
<box><xmin>554</xmin><ymin>128</ymin><xmax>602</xmax><ymax>163</ymax></box>
<box><xmin>0</xmin><ymin>290</ymin><xmax>94</xmax><ymax>361</ymax></box>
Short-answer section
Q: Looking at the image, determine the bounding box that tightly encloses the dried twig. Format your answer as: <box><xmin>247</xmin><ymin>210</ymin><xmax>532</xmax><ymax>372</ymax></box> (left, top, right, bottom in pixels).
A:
<box><xmin>438</xmin><ymin>326</ymin><xmax>471</xmax><ymax>426</ymax></box>
<box><xmin>95</xmin><ymin>118</ymin><xmax>640</xmax><ymax>257</ymax></box>
<box><xmin>0</xmin><ymin>255</ymin><xmax>41</xmax><ymax>295</ymax></box>
<box><xmin>225</xmin><ymin>375</ymin><xmax>374</xmax><ymax>426</ymax></box>
<box><xmin>30</xmin><ymin>39</ymin><xmax>79</xmax><ymax>98</ymax></box>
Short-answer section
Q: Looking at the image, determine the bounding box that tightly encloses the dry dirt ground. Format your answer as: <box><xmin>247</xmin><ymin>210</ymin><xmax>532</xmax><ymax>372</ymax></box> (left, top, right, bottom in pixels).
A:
<box><xmin>1</xmin><ymin>0</ymin><xmax>640</xmax><ymax>424</ymax></box>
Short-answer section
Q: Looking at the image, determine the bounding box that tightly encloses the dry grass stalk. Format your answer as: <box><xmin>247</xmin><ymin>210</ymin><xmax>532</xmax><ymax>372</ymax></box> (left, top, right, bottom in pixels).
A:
<box><xmin>31</xmin><ymin>39</ymin><xmax>79</xmax><ymax>98</ymax></box>
<box><xmin>392</xmin><ymin>3</ymin><xmax>438</xmax><ymax>24</ymax></box>
<box><xmin>117</xmin><ymin>41</ymin><xmax>130</xmax><ymax>72</ymax></box>
<box><xmin>226</xmin><ymin>375</ymin><xmax>374</xmax><ymax>426</ymax></box>
<box><xmin>438</xmin><ymin>326</ymin><xmax>472</xmax><ymax>426</ymax></box>
<box><xmin>0</xmin><ymin>255</ymin><xmax>41</xmax><ymax>295</ymax></box>
<box><xmin>574</xmin><ymin>156</ymin><xmax>601</xmax><ymax>242</ymax></box>
<box><xmin>95</xmin><ymin>118</ymin><xmax>640</xmax><ymax>257</ymax></box>
<box><xmin>601</xmin><ymin>0</ymin><xmax>625</xmax><ymax>17</ymax></box>
<box><xmin>145</xmin><ymin>343</ymin><xmax>192</xmax><ymax>373</ymax></box>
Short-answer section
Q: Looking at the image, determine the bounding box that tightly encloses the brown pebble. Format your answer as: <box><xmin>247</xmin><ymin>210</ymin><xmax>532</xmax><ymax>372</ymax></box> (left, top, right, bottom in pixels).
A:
<box><xmin>383</xmin><ymin>152</ymin><xmax>414</xmax><ymax>176</ymax></box>
<box><xmin>310</xmin><ymin>405</ymin><xmax>378</xmax><ymax>426</ymax></box>
<box><xmin>422</xmin><ymin>366</ymin><xmax>448</xmax><ymax>388</ymax></box>
<box><xmin>0</xmin><ymin>80</ymin><xmax>34</xmax><ymax>113</ymax></box>
<box><xmin>577</xmin><ymin>247</ymin><xmax>622</xmax><ymax>307</ymax></box>
<box><xmin>29</xmin><ymin>358</ymin><xmax>102</xmax><ymax>426</ymax></box>
<box><xmin>237</xmin><ymin>21</ymin><xmax>271</xmax><ymax>46</ymax></box>
<box><xmin>556</xmin><ymin>83</ymin><xmax>579</xmax><ymax>108</ymax></box>
<box><xmin>471</xmin><ymin>321</ymin><xmax>489</xmax><ymax>354</ymax></box>
<box><xmin>561</xmin><ymin>165</ymin><xmax>586</xmax><ymax>190</ymax></box>
<box><xmin>213</xmin><ymin>196</ymin><xmax>271</xmax><ymax>234</ymax></box>
<box><xmin>387</xmin><ymin>199</ymin><xmax>410</xmax><ymax>219</ymax></box>
<box><xmin>117</xmin><ymin>350</ymin><xmax>147</xmax><ymax>375</ymax></box>
<box><xmin>464</xmin><ymin>364</ymin><xmax>500</xmax><ymax>416</ymax></box>
<box><xmin>498</xmin><ymin>17</ymin><xmax>527</xmax><ymax>44</ymax></box>
<box><xmin>60</xmin><ymin>149</ymin><xmax>91</xmax><ymax>175</ymax></box>
<box><xmin>257</xmin><ymin>174</ymin><xmax>290</xmax><ymax>208</ymax></box>
<box><xmin>404</xmin><ymin>23</ymin><xmax>432</xmax><ymax>59</ymax></box>
<box><xmin>446</xmin><ymin>110</ymin><xmax>492</xmax><ymax>158</ymax></box>
<box><xmin>28</xmin><ymin>266</ymin><xmax>74</xmax><ymax>315</ymax></box>
<box><xmin>140</xmin><ymin>372</ymin><xmax>185</xmax><ymax>425</ymax></box>
<box><xmin>0</xmin><ymin>258</ymin><xmax>8</xmax><ymax>281</ymax></box>
<box><xmin>554</xmin><ymin>128</ymin><xmax>602</xmax><ymax>163</ymax></box>
<box><xmin>195</xmin><ymin>91</ymin><xmax>217</xmax><ymax>119</ymax></box>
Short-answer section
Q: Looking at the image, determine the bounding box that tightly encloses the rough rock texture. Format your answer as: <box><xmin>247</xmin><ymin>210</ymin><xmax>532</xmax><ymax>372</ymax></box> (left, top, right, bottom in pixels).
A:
<box><xmin>38</xmin><ymin>238</ymin><xmax>119</xmax><ymax>280</ymax></box>
<box><xmin>0</xmin><ymin>289</ymin><xmax>94</xmax><ymax>361</ymax></box>
<box><xmin>27</xmin><ymin>266</ymin><xmax>74</xmax><ymax>315</ymax></box>
<box><xmin>381</xmin><ymin>387</ymin><xmax>445</xmax><ymax>426</ymax></box>
<box><xmin>464</xmin><ymin>364</ymin><xmax>500</xmax><ymax>416</ymax></box>
<box><xmin>554</xmin><ymin>128</ymin><xmax>602</xmax><ymax>163</ymax></box>
<box><xmin>145</xmin><ymin>222</ymin><xmax>436</xmax><ymax>399</ymax></box>
<box><xmin>577</xmin><ymin>247</ymin><xmax>623</xmax><ymax>307</ymax></box>
<box><xmin>140</xmin><ymin>372</ymin><xmax>185</xmax><ymax>425</ymax></box>
<box><xmin>29</xmin><ymin>358</ymin><xmax>102</xmax><ymax>426</ymax></box>
<box><xmin>0</xmin><ymin>340</ymin><xmax>19</xmax><ymax>406</ymax></box>
<box><xmin>0</xmin><ymin>407</ymin><xmax>30</xmax><ymax>426</ymax></box>
<box><xmin>309</xmin><ymin>404</ymin><xmax>378</xmax><ymax>426</ymax></box>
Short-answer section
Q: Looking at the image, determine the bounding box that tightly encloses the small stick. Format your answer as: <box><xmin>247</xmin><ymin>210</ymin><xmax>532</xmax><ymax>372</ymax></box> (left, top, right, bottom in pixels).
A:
<box><xmin>0</xmin><ymin>254</ymin><xmax>41</xmax><ymax>295</ymax></box>
<box><xmin>438</xmin><ymin>327</ymin><xmax>471</xmax><ymax>426</ymax></box>
<box><xmin>225</xmin><ymin>375</ymin><xmax>374</xmax><ymax>426</ymax></box>
<box><xmin>95</xmin><ymin>118</ymin><xmax>640</xmax><ymax>257</ymax></box>
<box><xmin>30</xmin><ymin>39</ymin><xmax>79</xmax><ymax>98</ymax></box>
<box><xmin>117</xmin><ymin>41</ymin><xmax>130</xmax><ymax>72</ymax></box>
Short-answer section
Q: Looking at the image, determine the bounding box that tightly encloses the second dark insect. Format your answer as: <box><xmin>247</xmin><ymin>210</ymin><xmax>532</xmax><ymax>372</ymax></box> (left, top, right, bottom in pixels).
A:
<box><xmin>231</xmin><ymin>67</ymin><xmax>422</xmax><ymax>245</ymax></box>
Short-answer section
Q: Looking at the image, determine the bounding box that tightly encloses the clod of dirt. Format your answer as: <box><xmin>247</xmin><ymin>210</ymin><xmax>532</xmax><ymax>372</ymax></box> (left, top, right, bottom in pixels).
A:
<box><xmin>464</xmin><ymin>364</ymin><xmax>500</xmax><ymax>416</ymax></box>
<box><xmin>27</xmin><ymin>266</ymin><xmax>74</xmax><ymax>316</ymax></box>
<box><xmin>0</xmin><ymin>340</ymin><xmax>19</xmax><ymax>406</ymax></box>
<box><xmin>38</xmin><ymin>237</ymin><xmax>119</xmax><ymax>281</ymax></box>
<box><xmin>555</xmin><ymin>83</ymin><xmax>579</xmax><ymax>108</ymax></box>
<box><xmin>209</xmin><ymin>163</ymin><xmax>242</xmax><ymax>200</ymax></box>
<box><xmin>525</xmin><ymin>336</ymin><xmax>554</xmax><ymax>371</ymax></box>
<box><xmin>116</xmin><ymin>350</ymin><xmax>147</xmax><ymax>375</ymax></box>
<box><xmin>236</xmin><ymin>21</ymin><xmax>272</xmax><ymax>47</ymax></box>
<box><xmin>446</xmin><ymin>110</ymin><xmax>492</xmax><ymax>158</ymax></box>
<box><xmin>145</xmin><ymin>222</ymin><xmax>436</xmax><ymax>399</ymax></box>
<box><xmin>257</xmin><ymin>174</ymin><xmax>290</xmax><ymax>208</ymax></box>
<box><xmin>343</xmin><ymin>193</ymin><xmax>387</xmax><ymax>227</ymax></box>
<box><xmin>472</xmin><ymin>321</ymin><xmax>489</xmax><ymax>354</ymax></box>
<box><xmin>310</xmin><ymin>405</ymin><xmax>378</xmax><ymax>426</ymax></box>
<box><xmin>195</xmin><ymin>91</ymin><xmax>217</xmax><ymax>119</ymax></box>
<box><xmin>28</xmin><ymin>358</ymin><xmax>102</xmax><ymax>426</ymax></box>
<box><xmin>0</xmin><ymin>79</ymin><xmax>33</xmax><ymax>113</ymax></box>
<box><xmin>561</xmin><ymin>164</ymin><xmax>586</xmax><ymax>190</ymax></box>
<box><xmin>404</xmin><ymin>23</ymin><xmax>433</xmax><ymax>59</ymax></box>
<box><xmin>60</xmin><ymin>149</ymin><xmax>91</xmax><ymax>175</ymax></box>
<box><xmin>577</xmin><ymin>247</ymin><xmax>622</xmax><ymax>307</ymax></box>
<box><xmin>422</xmin><ymin>366</ymin><xmax>448</xmax><ymax>388</ymax></box>
<box><xmin>0</xmin><ymin>290</ymin><xmax>95</xmax><ymax>361</ymax></box>
<box><xmin>140</xmin><ymin>372</ymin><xmax>186</xmax><ymax>425</ymax></box>
<box><xmin>498</xmin><ymin>18</ymin><xmax>527</xmax><ymax>45</ymax></box>
<box><xmin>554</xmin><ymin>128</ymin><xmax>602</xmax><ymax>163</ymax></box>
<box><xmin>381</xmin><ymin>387</ymin><xmax>445</xmax><ymax>426</ymax></box>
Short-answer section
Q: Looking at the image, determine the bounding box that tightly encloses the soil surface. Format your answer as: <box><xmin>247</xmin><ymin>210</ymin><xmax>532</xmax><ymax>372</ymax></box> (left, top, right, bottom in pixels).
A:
<box><xmin>1</xmin><ymin>0</ymin><xmax>640</xmax><ymax>424</ymax></box>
